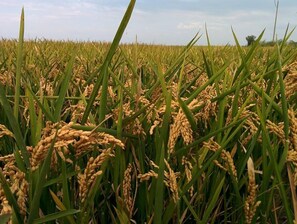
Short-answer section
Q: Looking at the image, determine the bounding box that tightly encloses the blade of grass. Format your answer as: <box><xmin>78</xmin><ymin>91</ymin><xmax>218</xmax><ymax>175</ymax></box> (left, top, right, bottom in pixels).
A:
<box><xmin>0</xmin><ymin>82</ymin><xmax>29</xmax><ymax>168</ymax></box>
<box><xmin>201</xmin><ymin>176</ymin><xmax>225</xmax><ymax>223</ymax></box>
<box><xmin>154</xmin><ymin>70</ymin><xmax>172</xmax><ymax>223</ymax></box>
<box><xmin>61</xmin><ymin>159</ymin><xmax>71</xmax><ymax>210</ymax></box>
<box><xmin>25</xmin><ymin>87</ymin><xmax>38</xmax><ymax>145</ymax></box>
<box><xmin>272</xmin><ymin>0</ymin><xmax>279</xmax><ymax>42</ymax></box>
<box><xmin>185</xmin><ymin>62</ymin><xmax>229</xmax><ymax>104</ymax></box>
<box><xmin>257</xmin><ymin>106</ymin><xmax>293</xmax><ymax>223</ymax></box>
<box><xmin>33</xmin><ymin>209</ymin><xmax>80</xmax><ymax>224</ymax></box>
<box><xmin>181</xmin><ymin>195</ymin><xmax>200</xmax><ymax>222</ymax></box>
<box><xmin>25</xmin><ymin>83</ymin><xmax>55</xmax><ymax>121</ymax></box>
<box><xmin>0</xmin><ymin>214</ymin><xmax>11</xmax><ymax>224</ymax></box>
<box><xmin>13</xmin><ymin>7</ymin><xmax>24</xmax><ymax>123</ymax></box>
<box><xmin>287</xmin><ymin>166</ymin><xmax>297</xmax><ymax>222</ymax></box>
<box><xmin>275</xmin><ymin>42</ymin><xmax>290</xmax><ymax>168</ymax></box>
<box><xmin>178</xmin><ymin>97</ymin><xmax>197</xmax><ymax>132</ymax></box>
<box><xmin>27</xmin><ymin>130</ymin><xmax>58</xmax><ymax>223</ymax></box>
<box><xmin>49</xmin><ymin>190</ymin><xmax>76</xmax><ymax>224</ymax></box>
<box><xmin>233</xmin><ymin>29</ymin><xmax>265</xmax><ymax>77</ymax></box>
<box><xmin>53</xmin><ymin>53</ymin><xmax>75</xmax><ymax>121</ymax></box>
<box><xmin>154</xmin><ymin>146</ymin><xmax>165</xmax><ymax>224</ymax></box>
<box><xmin>146</xmin><ymin>34</ymin><xmax>200</xmax><ymax>97</ymax></box>
<box><xmin>114</xmin><ymin>69</ymin><xmax>124</xmax><ymax>190</ymax></box>
<box><xmin>81</xmin><ymin>0</ymin><xmax>136</xmax><ymax>124</ymax></box>
<box><xmin>248</xmin><ymin>80</ymin><xmax>282</xmax><ymax>115</ymax></box>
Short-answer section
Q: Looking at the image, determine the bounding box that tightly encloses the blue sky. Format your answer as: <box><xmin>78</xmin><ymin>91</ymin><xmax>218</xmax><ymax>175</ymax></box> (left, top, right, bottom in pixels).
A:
<box><xmin>0</xmin><ymin>0</ymin><xmax>296</xmax><ymax>45</ymax></box>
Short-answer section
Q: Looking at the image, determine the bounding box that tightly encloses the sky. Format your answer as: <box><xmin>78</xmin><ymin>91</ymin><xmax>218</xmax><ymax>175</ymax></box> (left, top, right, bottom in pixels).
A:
<box><xmin>0</xmin><ymin>0</ymin><xmax>296</xmax><ymax>45</ymax></box>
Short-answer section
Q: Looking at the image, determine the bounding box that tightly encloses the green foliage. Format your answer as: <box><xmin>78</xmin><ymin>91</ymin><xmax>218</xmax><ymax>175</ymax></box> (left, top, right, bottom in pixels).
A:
<box><xmin>246</xmin><ymin>35</ymin><xmax>256</xmax><ymax>46</ymax></box>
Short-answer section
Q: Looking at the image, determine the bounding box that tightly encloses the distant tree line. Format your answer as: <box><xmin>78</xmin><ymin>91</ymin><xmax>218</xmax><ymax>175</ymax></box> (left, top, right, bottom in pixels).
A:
<box><xmin>245</xmin><ymin>35</ymin><xmax>297</xmax><ymax>47</ymax></box>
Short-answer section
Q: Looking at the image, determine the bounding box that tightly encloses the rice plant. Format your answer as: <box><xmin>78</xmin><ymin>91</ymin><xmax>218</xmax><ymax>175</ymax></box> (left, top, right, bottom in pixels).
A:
<box><xmin>0</xmin><ymin>1</ymin><xmax>297</xmax><ymax>223</ymax></box>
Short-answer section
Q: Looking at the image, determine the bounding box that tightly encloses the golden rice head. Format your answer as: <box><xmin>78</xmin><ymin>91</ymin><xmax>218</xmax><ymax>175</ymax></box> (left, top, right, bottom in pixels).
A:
<box><xmin>184</xmin><ymin>64</ymin><xmax>198</xmax><ymax>83</ymax></box>
<box><xmin>195</xmin><ymin>84</ymin><xmax>218</xmax><ymax>128</ymax></box>
<box><xmin>244</xmin><ymin>157</ymin><xmax>261</xmax><ymax>224</ymax></box>
<box><xmin>21</xmin><ymin>98</ymin><xmax>33</xmax><ymax>127</ymax></box>
<box><xmin>221</xmin><ymin>150</ymin><xmax>238</xmax><ymax>180</ymax></box>
<box><xmin>61</xmin><ymin>103</ymin><xmax>87</xmax><ymax>123</ymax></box>
<box><xmin>48</xmin><ymin>63</ymin><xmax>60</xmax><ymax>80</ymax></box>
<box><xmin>137</xmin><ymin>170</ymin><xmax>158</xmax><ymax>182</ymax></box>
<box><xmin>182</xmin><ymin>156</ymin><xmax>194</xmax><ymax>197</ymax></box>
<box><xmin>78</xmin><ymin>148</ymin><xmax>114</xmax><ymax>203</ymax></box>
<box><xmin>240</xmin><ymin>108</ymin><xmax>261</xmax><ymax>145</ymax></box>
<box><xmin>138</xmin><ymin>96</ymin><xmax>154</xmax><ymax>123</ymax></box>
<box><xmin>108</xmin><ymin>86</ymin><xmax>117</xmax><ymax>103</ymax></box>
<box><xmin>39</xmin><ymin>76</ymin><xmax>54</xmax><ymax>96</ymax></box>
<box><xmin>284</xmin><ymin>62</ymin><xmax>297</xmax><ymax>100</ymax></box>
<box><xmin>137</xmin><ymin>159</ymin><xmax>180</xmax><ymax>203</ymax></box>
<box><xmin>0</xmin><ymin>186</ymin><xmax>12</xmax><ymax>220</ymax></box>
<box><xmin>122</xmin><ymin>163</ymin><xmax>134</xmax><ymax>217</ymax></box>
<box><xmin>0</xmin><ymin>70</ymin><xmax>13</xmax><ymax>88</ymax></box>
<box><xmin>203</xmin><ymin>138</ymin><xmax>237</xmax><ymax>180</ymax></box>
<box><xmin>113</xmin><ymin>101</ymin><xmax>145</xmax><ymax>136</ymax></box>
<box><xmin>164</xmin><ymin>160</ymin><xmax>179</xmax><ymax>203</ymax></box>
<box><xmin>149</xmin><ymin>100</ymin><xmax>179</xmax><ymax>135</ymax></box>
<box><xmin>74</xmin><ymin>131</ymin><xmax>125</xmax><ymax>157</ymax></box>
<box><xmin>287</xmin><ymin>150</ymin><xmax>297</xmax><ymax>185</ymax></box>
<box><xmin>203</xmin><ymin>137</ymin><xmax>220</xmax><ymax>152</ymax></box>
<box><xmin>170</xmin><ymin>82</ymin><xmax>179</xmax><ymax>100</ymax></box>
<box><xmin>287</xmin><ymin>108</ymin><xmax>297</xmax><ymax>185</ymax></box>
<box><xmin>83</xmin><ymin>84</ymin><xmax>101</xmax><ymax>98</ymax></box>
<box><xmin>31</xmin><ymin>121</ymin><xmax>125</xmax><ymax>170</ymax></box>
<box><xmin>195</xmin><ymin>73</ymin><xmax>209</xmax><ymax>87</ymax></box>
<box><xmin>10</xmin><ymin>171</ymin><xmax>28</xmax><ymax>216</ymax></box>
<box><xmin>168</xmin><ymin>108</ymin><xmax>193</xmax><ymax>154</ymax></box>
<box><xmin>288</xmin><ymin>109</ymin><xmax>297</xmax><ymax>151</ymax></box>
<box><xmin>0</xmin><ymin>124</ymin><xmax>14</xmax><ymax>139</ymax></box>
<box><xmin>266</xmin><ymin>120</ymin><xmax>285</xmax><ymax>143</ymax></box>
<box><xmin>0</xmin><ymin>155</ymin><xmax>28</xmax><ymax>218</ymax></box>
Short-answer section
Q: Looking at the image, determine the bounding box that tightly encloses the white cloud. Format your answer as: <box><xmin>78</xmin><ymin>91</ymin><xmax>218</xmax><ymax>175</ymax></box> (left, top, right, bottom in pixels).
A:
<box><xmin>177</xmin><ymin>22</ymin><xmax>203</xmax><ymax>30</ymax></box>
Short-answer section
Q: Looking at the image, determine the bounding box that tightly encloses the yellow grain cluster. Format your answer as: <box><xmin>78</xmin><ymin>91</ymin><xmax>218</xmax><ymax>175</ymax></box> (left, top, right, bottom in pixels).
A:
<box><xmin>122</xmin><ymin>163</ymin><xmax>134</xmax><ymax>216</ymax></box>
<box><xmin>0</xmin><ymin>186</ymin><xmax>11</xmax><ymax>216</ymax></box>
<box><xmin>0</xmin><ymin>155</ymin><xmax>28</xmax><ymax>219</ymax></box>
<box><xmin>113</xmin><ymin>100</ymin><xmax>145</xmax><ymax>136</ymax></box>
<box><xmin>138</xmin><ymin>170</ymin><xmax>158</xmax><ymax>182</ymax></box>
<box><xmin>244</xmin><ymin>157</ymin><xmax>261</xmax><ymax>224</ymax></box>
<box><xmin>182</xmin><ymin>156</ymin><xmax>194</xmax><ymax>197</ymax></box>
<box><xmin>168</xmin><ymin>107</ymin><xmax>193</xmax><ymax>153</ymax></box>
<box><xmin>164</xmin><ymin>160</ymin><xmax>179</xmax><ymax>203</ymax></box>
<box><xmin>137</xmin><ymin>159</ymin><xmax>180</xmax><ymax>203</ymax></box>
<box><xmin>284</xmin><ymin>62</ymin><xmax>297</xmax><ymax>99</ymax></box>
<box><xmin>239</xmin><ymin>108</ymin><xmax>261</xmax><ymax>145</ymax></box>
<box><xmin>39</xmin><ymin>76</ymin><xmax>54</xmax><ymax>96</ymax></box>
<box><xmin>0</xmin><ymin>70</ymin><xmax>13</xmax><ymax>87</ymax></box>
<box><xmin>195</xmin><ymin>86</ymin><xmax>218</xmax><ymax>127</ymax></box>
<box><xmin>30</xmin><ymin>121</ymin><xmax>124</xmax><ymax>170</ymax></box>
<box><xmin>0</xmin><ymin>124</ymin><xmax>14</xmax><ymax>139</ymax></box>
<box><xmin>266</xmin><ymin>120</ymin><xmax>285</xmax><ymax>142</ymax></box>
<box><xmin>78</xmin><ymin>148</ymin><xmax>114</xmax><ymax>203</ymax></box>
<box><xmin>203</xmin><ymin>138</ymin><xmax>237</xmax><ymax>180</ymax></box>
<box><xmin>287</xmin><ymin>109</ymin><xmax>297</xmax><ymax>185</ymax></box>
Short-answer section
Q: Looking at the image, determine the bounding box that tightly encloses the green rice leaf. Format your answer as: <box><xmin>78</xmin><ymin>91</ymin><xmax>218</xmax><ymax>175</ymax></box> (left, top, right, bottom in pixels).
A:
<box><xmin>82</xmin><ymin>0</ymin><xmax>136</xmax><ymax>124</ymax></box>
<box><xmin>13</xmin><ymin>7</ymin><xmax>24</xmax><ymax>123</ymax></box>
<box><xmin>33</xmin><ymin>209</ymin><xmax>80</xmax><ymax>224</ymax></box>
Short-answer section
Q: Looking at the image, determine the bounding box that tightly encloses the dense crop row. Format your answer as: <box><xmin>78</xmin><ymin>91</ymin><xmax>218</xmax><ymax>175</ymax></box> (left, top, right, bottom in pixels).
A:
<box><xmin>0</xmin><ymin>2</ymin><xmax>297</xmax><ymax>223</ymax></box>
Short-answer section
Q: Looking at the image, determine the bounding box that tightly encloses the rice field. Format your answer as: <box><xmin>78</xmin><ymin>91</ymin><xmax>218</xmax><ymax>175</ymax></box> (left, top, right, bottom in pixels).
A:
<box><xmin>0</xmin><ymin>1</ymin><xmax>297</xmax><ymax>223</ymax></box>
